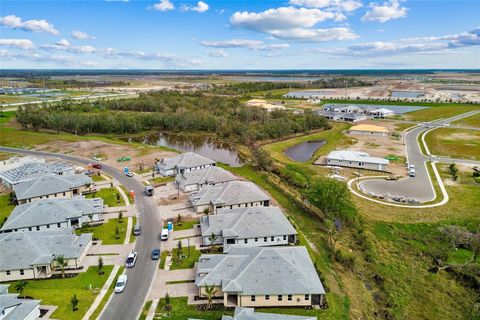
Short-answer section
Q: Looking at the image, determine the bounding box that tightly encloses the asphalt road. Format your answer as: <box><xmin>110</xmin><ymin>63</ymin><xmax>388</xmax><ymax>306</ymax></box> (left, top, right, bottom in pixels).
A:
<box><xmin>0</xmin><ymin>146</ymin><xmax>162</xmax><ymax>320</ymax></box>
<box><xmin>359</xmin><ymin>110</ymin><xmax>480</xmax><ymax>203</ymax></box>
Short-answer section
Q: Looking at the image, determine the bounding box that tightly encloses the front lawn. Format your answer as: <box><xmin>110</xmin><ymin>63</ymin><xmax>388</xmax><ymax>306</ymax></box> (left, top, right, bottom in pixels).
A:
<box><xmin>91</xmin><ymin>174</ymin><xmax>106</xmax><ymax>182</ymax></box>
<box><xmin>76</xmin><ymin>218</ymin><xmax>127</xmax><ymax>245</ymax></box>
<box><xmin>86</xmin><ymin>188</ymin><xmax>125</xmax><ymax>207</ymax></box>
<box><xmin>170</xmin><ymin>246</ymin><xmax>201</xmax><ymax>270</ymax></box>
<box><xmin>149</xmin><ymin>176</ymin><xmax>174</xmax><ymax>186</ymax></box>
<box><xmin>174</xmin><ymin>218</ymin><xmax>199</xmax><ymax>231</ymax></box>
<box><xmin>154</xmin><ymin>297</ymin><xmax>232</xmax><ymax>320</ymax></box>
<box><xmin>0</xmin><ymin>194</ymin><xmax>15</xmax><ymax>226</ymax></box>
<box><xmin>10</xmin><ymin>266</ymin><xmax>113</xmax><ymax>320</ymax></box>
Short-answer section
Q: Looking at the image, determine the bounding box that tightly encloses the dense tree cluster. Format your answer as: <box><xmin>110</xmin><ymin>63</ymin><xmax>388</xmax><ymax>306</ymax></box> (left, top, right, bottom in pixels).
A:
<box><xmin>15</xmin><ymin>91</ymin><xmax>329</xmax><ymax>143</ymax></box>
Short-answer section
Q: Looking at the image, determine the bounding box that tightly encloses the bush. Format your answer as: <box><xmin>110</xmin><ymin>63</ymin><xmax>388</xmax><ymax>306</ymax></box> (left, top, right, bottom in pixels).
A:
<box><xmin>334</xmin><ymin>249</ymin><xmax>356</xmax><ymax>270</ymax></box>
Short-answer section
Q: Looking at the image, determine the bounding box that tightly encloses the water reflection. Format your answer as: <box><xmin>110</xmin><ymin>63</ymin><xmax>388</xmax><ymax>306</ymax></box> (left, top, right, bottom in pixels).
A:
<box><xmin>284</xmin><ymin>140</ymin><xmax>326</xmax><ymax>162</ymax></box>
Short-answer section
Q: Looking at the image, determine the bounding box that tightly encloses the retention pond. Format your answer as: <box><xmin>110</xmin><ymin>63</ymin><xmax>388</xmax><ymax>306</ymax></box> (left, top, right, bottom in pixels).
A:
<box><xmin>284</xmin><ymin>140</ymin><xmax>326</xmax><ymax>162</ymax></box>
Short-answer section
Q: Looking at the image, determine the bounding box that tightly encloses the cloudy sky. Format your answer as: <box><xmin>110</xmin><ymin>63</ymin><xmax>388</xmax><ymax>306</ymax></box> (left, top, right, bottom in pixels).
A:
<box><xmin>1</xmin><ymin>0</ymin><xmax>479</xmax><ymax>69</ymax></box>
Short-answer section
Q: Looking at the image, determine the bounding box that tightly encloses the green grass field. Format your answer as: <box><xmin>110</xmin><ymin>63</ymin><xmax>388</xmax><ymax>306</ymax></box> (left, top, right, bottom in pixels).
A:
<box><xmin>86</xmin><ymin>188</ymin><xmax>126</xmax><ymax>207</ymax></box>
<box><xmin>453</xmin><ymin>111</ymin><xmax>480</xmax><ymax>128</ymax></box>
<box><xmin>425</xmin><ymin>128</ymin><xmax>480</xmax><ymax>160</ymax></box>
<box><xmin>0</xmin><ymin>194</ymin><xmax>15</xmax><ymax>226</ymax></box>
<box><xmin>174</xmin><ymin>218</ymin><xmax>199</xmax><ymax>231</ymax></box>
<box><xmin>76</xmin><ymin>218</ymin><xmax>128</xmax><ymax>245</ymax></box>
<box><xmin>406</xmin><ymin>105</ymin><xmax>480</xmax><ymax>122</ymax></box>
<box><xmin>169</xmin><ymin>246</ymin><xmax>201</xmax><ymax>270</ymax></box>
<box><xmin>10</xmin><ymin>266</ymin><xmax>113</xmax><ymax>320</ymax></box>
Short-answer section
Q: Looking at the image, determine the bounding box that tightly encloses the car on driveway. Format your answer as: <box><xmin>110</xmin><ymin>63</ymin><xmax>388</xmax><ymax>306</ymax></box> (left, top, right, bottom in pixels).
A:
<box><xmin>151</xmin><ymin>248</ymin><xmax>160</xmax><ymax>260</ymax></box>
<box><xmin>125</xmin><ymin>172</ymin><xmax>134</xmax><ymax>177</ymax></box>
<box><xmin>115</xmin><ymin>274</ymin><xmax>128</xmax><ymax>293</ymax></box>
<box><xmin>125</xmin><ymin>252</ymin><xmax>138</xmax><ymax>268</ymax></box>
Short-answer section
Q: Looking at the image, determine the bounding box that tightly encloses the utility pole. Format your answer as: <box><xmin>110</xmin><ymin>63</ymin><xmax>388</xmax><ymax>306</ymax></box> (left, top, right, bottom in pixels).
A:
<box><xmin>345</xmin><ymin>79</ymin><xmax>348</xmax><ymax>99</ymax></box>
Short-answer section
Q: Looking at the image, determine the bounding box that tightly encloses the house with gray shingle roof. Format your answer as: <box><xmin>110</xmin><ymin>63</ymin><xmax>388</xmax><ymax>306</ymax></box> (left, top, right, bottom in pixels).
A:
<box><xmin>0</xmin><ymin>293</ymin><xmax>41</xmax><ymax>320</ymax></box>
<box><xmin>176</xmin><ymin>166</ymin><xmax>238</xmax><ymax>192</ymax></box>
<box><xmin>0</xmin><ymin>196</ymin><xmax>104</xmax><ymax>234</ymax></box>
<box><xmin>13</xmin><ymin>174</ymin><xmax>94</xmax><ymax>204</ymax></box>
<box><xmin>156</xmin><ymin>152</ymin><xmax>217</xmax><ymax>177</ymax></box>
<box><xmin>195</xmin><ymin>246</ymin><xmax>325</xmax><ymax>308</ymax></box>
<box><xmin>0</xmin><ymin>285</ymin><xmax>8</xmax><ymax>295</ymax></box>
<box><xmin>200</xmin><ymin>207</ymin><xmax>297</xmax><ymax>251</ymax></box>
<box><xmin>0</xmin><ymin>229</ymin><xmax>92</xmax><ymax>282</ymax></box>
<box><xmin>189</xmin><ymin>181</ymin><xmax>271</xmax><ymax>214</ymax></box>
<box><xmin>0</xmin><ymin>161</ymin><xmax>74</xmax><ymax>188</ymax></box>
<box><xmin>326</xmin><ymin>150</ymin><xmax>389</xmax><ymax>171</ymax></box>
<box><xmin>222</xmin><ymin>307</ymin><xmax>317</xmax><ymax>320</ymax></box>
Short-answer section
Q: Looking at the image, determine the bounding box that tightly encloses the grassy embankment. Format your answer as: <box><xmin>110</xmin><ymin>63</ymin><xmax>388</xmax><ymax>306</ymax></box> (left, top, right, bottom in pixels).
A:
<box><xmin>424</xmin><ymin>128</ymin><xmax>480</xmax><ymax>160</ymax></box>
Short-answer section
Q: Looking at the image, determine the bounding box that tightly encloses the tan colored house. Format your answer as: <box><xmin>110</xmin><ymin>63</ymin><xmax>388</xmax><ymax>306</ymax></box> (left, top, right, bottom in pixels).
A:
<box><xmin>195</xmin><ymin>246</ymin><xmax>325</xmax><ymax>308</ymax></box>
<box><xmin>349</xmin><ymin>124</ymin><xmax>389</xmax><ymax>136</ymax></box>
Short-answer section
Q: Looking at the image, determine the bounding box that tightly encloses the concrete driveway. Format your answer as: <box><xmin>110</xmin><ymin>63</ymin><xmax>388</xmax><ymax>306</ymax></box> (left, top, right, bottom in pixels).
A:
<box><xmin>149</xmin><ymin>268</ymin><xmax>196</xmax><ymax>300</ymax></box>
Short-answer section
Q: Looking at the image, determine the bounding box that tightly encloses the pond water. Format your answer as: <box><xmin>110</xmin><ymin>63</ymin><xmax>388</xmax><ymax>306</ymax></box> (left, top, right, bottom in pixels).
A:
<box><xmin>391</xmin><ymin>91</ymin><xmax>424</xmax><ymax>98</ymax></box>
<box><xmin>124</xmin><ymin>132</ymin><xmax>243</xmax><ymax>167</ymax></box>
<box><xmin>321</xmin><ymin>103</ymin><xmax>428</xmax><ymax>114</ymax></box>
<box><xmin>283</xmin><ymin>90</ymin><xmax>332</xmax><ymax>98</ymax></box>
<box><xmin>284</xmin><ymin>140</ymin><xmax>326</xmax><ymax>162</ymax></box>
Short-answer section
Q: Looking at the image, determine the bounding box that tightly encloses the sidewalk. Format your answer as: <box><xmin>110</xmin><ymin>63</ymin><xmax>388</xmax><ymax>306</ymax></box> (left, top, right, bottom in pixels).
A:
<box><xmin>82</xmin><ymin>265</ymin><xmax>120</xmax><ymax>320</ymax></box>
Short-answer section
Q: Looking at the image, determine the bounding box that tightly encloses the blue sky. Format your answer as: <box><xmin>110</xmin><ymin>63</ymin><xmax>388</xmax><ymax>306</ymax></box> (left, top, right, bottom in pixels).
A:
<box><xmin>1</xmin><ymin>0</ymin><xmax>479</xmax><ymax>69</ymax></box>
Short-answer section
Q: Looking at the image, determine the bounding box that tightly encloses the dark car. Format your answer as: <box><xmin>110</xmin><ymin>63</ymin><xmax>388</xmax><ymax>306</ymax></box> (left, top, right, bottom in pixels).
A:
<box><xmin>151</xmin><ymin>248</ymin><xmax>160</xmax><ymax>260</ymax></box>
<box><xmin>89</xmin><ymin>163</ymin><xmax>102</xmax><ymax>169</ymax></box>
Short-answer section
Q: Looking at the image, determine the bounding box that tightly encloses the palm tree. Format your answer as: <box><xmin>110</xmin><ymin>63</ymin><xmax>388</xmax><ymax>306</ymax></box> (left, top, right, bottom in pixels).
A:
<box><xmin>208</xmin><ymin>233</ymin><xmax>218</xmax><ymax>252</ymax></box>
<box><xmin>15</xmin><ymin>280</ymin><xmax>28</xmax><ymax>298</ymax></box>
<box><xmin>98</xmin><ymin>257</ymin><xmax>104</xmax><ymax>275</ymax></box>
<box><xmin>71</xmin><ymin>294</ymin><xmax>79</xmax><ymax>311</ymax></box>
<box><xmin>55</xmin><ymin>255</ymin><xmax>68</xmax><ymax>278</ymax></box>
<box><xmin>202</xmin><ymin>207</ymin><xmax>210</xmax><ymax>215</ymax></box>
<box><xmin>202</xmin><ymin>284</ymin><xmax>217</xmax><ymax>309</ymax></box>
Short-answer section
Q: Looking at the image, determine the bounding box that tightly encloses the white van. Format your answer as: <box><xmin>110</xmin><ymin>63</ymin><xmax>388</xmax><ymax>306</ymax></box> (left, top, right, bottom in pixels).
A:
<box><xmin>161</xmin><ymin>229</ymin><xmax>169</xmax><ymax>241</ymax></box>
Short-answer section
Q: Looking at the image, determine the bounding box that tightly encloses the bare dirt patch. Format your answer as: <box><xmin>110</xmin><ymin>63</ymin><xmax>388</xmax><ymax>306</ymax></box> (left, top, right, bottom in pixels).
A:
<box><xmin>35</xmin><ymin>140</ymin><xmax>177</xmax><ymax>172</ymax></box>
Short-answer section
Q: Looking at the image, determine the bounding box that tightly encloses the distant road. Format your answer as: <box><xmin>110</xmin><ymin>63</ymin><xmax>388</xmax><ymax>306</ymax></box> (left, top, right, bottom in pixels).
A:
<box><xmin>0</xmin><ymin>146</ymin><xmax>162</xmax><ymax>320</ymax></box>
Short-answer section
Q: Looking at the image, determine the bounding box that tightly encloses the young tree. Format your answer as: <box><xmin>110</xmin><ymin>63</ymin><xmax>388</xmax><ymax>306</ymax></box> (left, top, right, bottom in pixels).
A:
<box><xmin>71</xmin><ymin>294</ymin><xmax>79</xmax><ymax>311</ymax></box>
<box><xmin>177</xmin><ymin>214</ymin><xmax>182</xmax><ymax>226</ymax></box>
<box><xmin>15</xmin><ymin>280</ymin><xmax>28</xmax><ymax>298</ymax></box>
<box><xmin>208</xmin><ymin>233</ymin><xmax>218</xmax><ymax>252</ymax></box>
<box><xmin>202</xmin><ymin>207</ymin><xmax>210</xmax><ymax>215</ymax></box>
<box><xmin>115</xmin><ymin>225</ymin><xmax>120</xmax><ymax>240</ymax></box>
<box><xmin>98</xmin><ymin>257</ymin><xmax>104</xmax><ymax>275</ymax></box>
<box><xmin>177</xmin><ymin>241</ymin><xmax>183</xmax><ymax>260</ymax></box>
<box><xmin>55</xmin><ymin>255</ymin><xmax>68</xmax><ymax>278</ymax></box>
<box><xmin>202</xmin><ymin>284</ymin><xmax>217</xmax><ymax>309</ymax></box>
<box><xmin>118</xmin><ymin>211</ymin><xmax>123</xmax><ymax>223</ymax></box>
<box><xmin>449</xmin><ymin>163</ymin><xmax>459</xmax><ymax>181</ymax></box>
<box><xmin>116</xmin><ymin>192</ymin><xmax>121</xmax><ymax>203</ymax></box>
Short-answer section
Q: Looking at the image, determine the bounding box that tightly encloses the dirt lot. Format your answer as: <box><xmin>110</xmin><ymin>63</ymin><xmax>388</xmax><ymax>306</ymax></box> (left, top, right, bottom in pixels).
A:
<box><xmin>35</xmin><ymin>140</ymin><xmax>177</xmax><ymax>172</ymax></box>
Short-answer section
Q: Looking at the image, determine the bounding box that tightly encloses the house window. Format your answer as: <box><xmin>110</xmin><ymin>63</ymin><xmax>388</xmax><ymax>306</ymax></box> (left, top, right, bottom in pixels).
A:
<box><xmin>254</xmin><ymin>238</ymin><xmax>258</xmax><ymax>242</ymax></box>
<box><xmin>230</xmin><ymin>206</ymin><xmax>233</xmax><ymax>209</ymax></box>
<box><xmin>278</xmin><ymin>295</ymin><xmax>283</xmax><ymax>301</ymax></box>
<box><xmin>244</xmin><ymin>239</ymin><xmax>248</xmax><ymax>244</ymax></box>
<box><xmin>305</xmin><ymin>294</ymin><xmax>309</xmax><ymax>300</ymax></box>
<box><xmin>36</xmin><ymin>226</ymin><xmax>40</xmax><ymax>231</ymax></box>
<box><xmin>28</xmin><ymin>227</ymin><xmax>32</xmax><ymax>231</ymax></box>
<box><xmin>271</xmin><ymin>236</ymin><xmax>274</xmax><ymax>241</ymax></box>
<box><xmin>283</xmin><ymin>235</ymin><xmax>287</xmax><ymax>241</ymax></box>
<box><xmin>57</xmin><ymin>223</ymin><xmax>61</xmax><ymax>228</ymax></box>
<box><xmin>20</xmin><ymin>269</ymin><xmax>24</xmax><ymax>275</ymax></box>
<box><xmin>265</xmin><ymin>295</ymin><xmax>269</xmax><ymax>300</ymax></box>
<box><xmin>63</xmin><ymin>192</ymin><xmax>66</xmax><ymax>196</ymax></box>
<box><xmin>264</xmin><ymin>237</ymin><xmax>267</xmax><ymax>242</ymax></box>
<box><xmin>251</xmin><ymin>295</ymin><xmax>255</xmax><ymax>302</ymax></box>
<box><xmin>288</xmin><ymin>295</ymin><xmax>292</xmax><ymax>301</ymax></box>
<box><xmin>6</xmin><ymin>270</ymin><xmax>10</xmax><ymax>275</ymax></box>
<box><xmin>46</xmin><ymin>224</ymin><xmax>50</xmax><ymax>229</ymax></box>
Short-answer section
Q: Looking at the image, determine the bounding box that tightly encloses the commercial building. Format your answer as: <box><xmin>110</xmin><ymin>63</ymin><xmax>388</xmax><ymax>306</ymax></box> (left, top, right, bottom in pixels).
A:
<box><xmin>326</xmin><ymin>150</ymin><xmax>389</xmax><ymax>171</ymax></box>
<box><xmin>155</xmin><ymin>152</ymin><xmax>217</xmax><ymax>177</ymax></box>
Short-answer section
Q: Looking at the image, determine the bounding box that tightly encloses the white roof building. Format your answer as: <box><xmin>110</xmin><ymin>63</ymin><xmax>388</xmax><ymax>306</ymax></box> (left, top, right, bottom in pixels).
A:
<box><xmin>326</xmin><ymin>150</ymin><xmax>389</xmax><ymax>171</ymax></box>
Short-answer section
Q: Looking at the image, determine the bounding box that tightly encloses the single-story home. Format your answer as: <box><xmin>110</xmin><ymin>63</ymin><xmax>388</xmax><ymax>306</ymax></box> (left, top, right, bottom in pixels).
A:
<box><xmin>368</xmin><ymin>108</ymin><xmax>395</xmax><ymax>118</ymax></box>
<box><xmin>337</xmin><ymin>105</ymin><xmax>364</xmax><ymax>114</ymax></box>
<box><xmin>314</xmin><ymin>110</ymin><xmax>342</xmax><ymax>121</ymax></box>
<box><xmin>189</xmin><ymin>181</ymin><xmax>271</xmax><ymax>214</ymax></box>
<box><xmin>200</xmin><ymin>207</ymin><xmax>297</xmax><ymax>251</ymax></box>
<box><xmin>13</xmin><ymin>174</ymin><xmax>94</xmax><ymax>204</ymax></box>
<box><xmin>195</xmin><ymin>246</ymin><xmax>326</xmax><ymax>308</ymax></box>
<box><xmin>348</xmin><ymin>124</ymin><xmax>389</xmax><ymax>137</ymax></box>
<box><xmin>0</xmin><ymin>229</ymin><xmax>92</xmax><ymax>281</ymax></box>
<box><xmin>0</xmin><ymin>196</ymin><xmax>104</xmax><ymax>233</ymax></box>
<box><xmin>176</xmin><ymin>166</ymin><xmax>238</xmax><ymax>192</ymax></box>
<box><xmin>326</xmin><ymin>150</ymin><xmax>389</xmax><ymax>171</ymax></box>
<box><xmin>0</xmin><ymin>156</ymin><xmax>45</xmax><ymax>174</ymax></box>
<box><xmin>0</xmin><ymin>161</ymin><xmax>74</xmax><ymax>188</ymax></box>
<box><xmin>338</xmin><ymin>112</ymin><xmax>368</xmax><ymax>122</ymax></box>
<box><xmin>222</xmin><ymin>307</ymin><xmax>317</xmax><ymax>320</ymax></box>
<box><xmin>155</xmin><ymin>152</ymin><xmax>217</xmax><ymax>177</ymax></box>
<box><xmin>0</xmin><ymin>289</ymin><xmax>41</xmax><ymax>320</ymax></box>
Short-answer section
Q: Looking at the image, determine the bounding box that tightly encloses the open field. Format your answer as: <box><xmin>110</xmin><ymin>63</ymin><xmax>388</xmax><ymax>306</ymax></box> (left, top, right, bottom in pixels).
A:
<box><xmin>9</xmin><ymin>266</ymin><xmax>113</xmax><ymax>320</ymax></box>
<box><xmin>425</xmin><ymin>128</ymin><xmax>480</xmax><ymax>160</ymax></box>
<box><xmin>405</xmin><ymin>105</ymin><xmax>480</xmax><ymax>121</ymax></box>
<box><xmin>453</xmin><ymin>111</ymin><xmax>480</xmax><ymax>127</ymax></box>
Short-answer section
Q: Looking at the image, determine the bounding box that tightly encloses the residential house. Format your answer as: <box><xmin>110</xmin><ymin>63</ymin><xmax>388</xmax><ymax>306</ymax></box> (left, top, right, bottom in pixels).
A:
<box><xmin>0</xmin><ymin>162</ymin><xmax>74</xmax><ymax>188</ymax></box>
<box><xmin>0</xmin><ymin>229</ymin><xmax>92</xmax><ymax>281</ymax></box>
<box><xmin>13</xmin><ymin>174</ymin><xmax>94</xmax><ymax>204</ymax></box>
<box><xmin>0</xmin><ymin>156</ymin><xmax>45</xmax><ymax>174</ymax></box>
<box><xmin>176</xmin><ymin>166</ymin><xmax>238</xmax><ymax>192</ymax></box>
<box><xmin>200</xmin><ymin>207</ymin><xmax>297</xmax><ymax>251</ymax></box>
<box><xmin>338</xmin><ymin>112</ymin><xmax>368</xmax><ymax>122</ymax></box>
<box><xmin>348</xmin><ymin>124</ymin><xmax>389</xmax><ymax>137</ymax></box>
<box><xmin>326</xmin><ymin>150</ymin><xmax>389</xmax><ymax>171</ymax></box>
<box><xmin>222</xmin><ymin>307</ymin><xmax>317</xmax><ymax>320</ymax></box>
<box><xmin>368</xmin><ymin>108</ymin><xmax>395</xmax><ymax>118</ymax></box>
<box><xmin>314</xmin><ymin>110</ymin><xmax>341</xmax><ymax>121</ymax></box>
<box><xmin>189</xmin><ymin>181</ymin><xmax>271</xmax><ymax>214</ymax></box>
<box><xmin>155</xmin><ymin>152</ymin><xmax>217</xmax><ymax>177</ymax></box>
<box><xmin>0</xmin><ymin>290</ymin><xmax>41</xmax><ymax>320</ymax></box>
<box><xmin>195</xmin><ymin>246</ymin><xmax>326</xmax><ymax>308</ymax></box>
<box><xmin>0</xmin><ymin>196</ymin><xmax>104</xmax><ymax>233</ymax></box>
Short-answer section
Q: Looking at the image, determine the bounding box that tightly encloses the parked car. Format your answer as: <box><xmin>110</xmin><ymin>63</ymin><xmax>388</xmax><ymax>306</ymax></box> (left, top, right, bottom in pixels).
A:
<box><xmin>151</xmin><ymin>248</ymin><xmax>161</xmax><ymax>260</ymax></box>
<box><xmin>133</xmin><ymin>224</ymin><xmax>141</xmax><ymax>236</ymax></box>
<box><xmin>160</xmin><ymin>229</ymin><xmax>169</xmax><ymax>241</ymax></box>
<box><xmin>125</xmin><ymin>172</ymin><xmax>134</xmax><ymax>177</ymax></box>
<box><xmin>145</xmin><ymin>185</ymin><xmax>154</xmax><ymax>196</ymax></box>
<box><xmin>115</xmin><ymin>274</ymin><xmax>128</xmax><ymax>293</ymax></box>
<box><xmin>90</xmin><ymin>163</ymin><xmax>102</xmax><ymax>169</ymax></box>
<box><xmin>409</xmin><ymin>168</ymin><xmax>416</xmax><ymax>177</ymax></box>
<box><xmin>125</xmin><ymin>252</ymin><xmax>138</xmax><ymax>268</ymax></box>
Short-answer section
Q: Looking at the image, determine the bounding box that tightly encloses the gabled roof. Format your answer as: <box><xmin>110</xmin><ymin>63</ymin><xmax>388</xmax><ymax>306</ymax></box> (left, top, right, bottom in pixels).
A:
<box><xmin>13</xmin><ymin>174</ymin><xmax>93</xmax><ymax>201</ymax></box>
<box><xmin>1</xmin><ymin>196</ymin><xmax>104</xmax><ymax>232</ymax></box>
<box><xmin>190</xmin><ymin>181</ymin><xmax>270</xmax><ymax>207</ymax></box>
<box><xmin>0</xmin><ymin>162</ymin><xmax>72</xmax><ymax>185</ymax></box>
<box><xmin>0</xmin><ymin>229</ymin><xmax>92</xmax><ymax>271</ymax></box>
<box><xmin>222</xmin><ymin>307</ymin><xmax>317</xmax><ymax>320</ymax></box>
<box><xmin>0</xmin><ymin>294</ymin><xmax>40</xmax><ymax>320</ymax></box>
<box><xmin>0</xmin><ymin>284</ymin><xmax>8</xmax><ymax>294</ymax></box>
<box><xmin>157</xmin><ymin>152</ymin><xmax>216</xmax><ymax>171</ymax></box>
<box><xmin>195</xmin><ymin>246</ymin><xmax>325</xmax><ymax>296</ymax></box>
<box><xmin>370</xmin><ymin>108</ymin><xmax>395</xmax><ymax>114</ymax></box>
<box><xmin>176</xmin><ymin>166</ymin><xmax>238</xmax><ymax>188</ymax></box>
<box><xmin>327</xmin><ymin>150</ymin><xmax>389</xmax><ymax>165</ymax></box>
<box><xmin>200</xmin><ymin>207</ymin><xmax>296</xmax><ymax>240</ymax></box>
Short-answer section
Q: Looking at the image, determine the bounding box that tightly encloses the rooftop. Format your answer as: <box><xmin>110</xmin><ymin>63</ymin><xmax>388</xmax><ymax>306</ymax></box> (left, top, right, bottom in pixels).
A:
<box><xmin>176</xmin><ymin>166</ymin><xmax>238</xmax><ymax>188</ymax></box>
<box><xmin>195</xmin><ymin>246</ymin><xmax>325</xmax><ymax>296</ymax></box>
<box><xmin>157</xmin><ymin>152</ymin><xmax>216</xmax><ymax>171</ymax></box>
<box><xmin>349</xmin><ymin>124</ymin><xmax>389</xmax><ymax>133</ymax></box>
<box><xmin>0</xmin><ymin>161</ymin><xmax>73</xmax><ymax>185</ymax></box>
<box><xmin>327</xmin><ymin>150</ymin><xmax>389</xmax><ymax>165</ymax></box>
<box><xmin>0</xmin><ymin>294</ymin><xmax>40</xmax><ymax>320</ymax></box>
<box><xmin>190</xmin><ymin>181</ymin><xmax>270</xmax><ymax>207</ymax></box>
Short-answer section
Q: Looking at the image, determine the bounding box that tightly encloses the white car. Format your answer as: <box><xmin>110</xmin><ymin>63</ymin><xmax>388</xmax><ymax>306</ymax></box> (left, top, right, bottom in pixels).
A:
<box><xmin>161</xmin><ymin>228</ymin><xmax>169</xmax><ymax>241</ymax></box>
<box><xmin>115</xmin><ymin>274</ymin><xmax>128</xmax><ymax>293</ymax></box>
<box><xmin>125</xmin><ymin>172</ymin><xmax>134</xmax><ymax>177</ymax></box>
<box><xmin>125</xmin><ymin>252</ymin><xmax>138</xmax><ymax>268</ymax></box>
<box><xmin>409</xmin><ymin>168</ymin><xmax>416</xmax><ymax>177</ymax></box>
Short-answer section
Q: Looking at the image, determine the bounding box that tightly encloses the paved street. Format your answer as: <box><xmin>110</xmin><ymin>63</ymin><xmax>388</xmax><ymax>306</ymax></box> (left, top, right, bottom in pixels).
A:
<box><xmin>0</xmin><ymin>146</ymin><xmax>163</xmax><ymax>320</ymax></box>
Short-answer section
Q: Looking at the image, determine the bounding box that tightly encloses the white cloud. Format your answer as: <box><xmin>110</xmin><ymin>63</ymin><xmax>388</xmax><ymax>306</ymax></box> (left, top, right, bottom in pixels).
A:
<box><xmin>0</xmin><ymin>38</ymin><xmax>35</xmax><ymax>49</ymax></box>
<box><xmin>289</xmin><ymin>0</ymin><xmax>362</xmax><ymax>12</ymax></box>
<box><xmin>362</xmin><ymin>0</ymin><xmax>407</xmax><ymax>23</ymax></box>
<box><xmin>182</xmin><ymin>1</ymin><xmax>209</xmax><ymax>13</ymax></box>
<box><xmin>230</xmin><ymin>6</ymin><xmax>355</xmax><ymax>42</ymax></box>
<box><xmin>207</xmin><ymin>49</ymin><xmax>228</xmax><ymax>57</ymax></box>
<box><xmin>71</xmin><ymin>30</ymin><xmax>96</xmax><ymax>40</ymax></box>
<box><xmin>152</xmin><ymin>0</ymin><xmax>175</xmax><ymax>11</ymax></box>
<box><xmin>0</xmin><ymin>15</ymin><xmax>59</xmax><ymax>35</ymax></box>
<box><xmin>201</xmin><ymin>39</ymin><xmax>290</xmax><ymax>51</ymax></box>
<box><xmin>70</xmin><ymin>45</ymin><xmax>96</xmax><ymax>54</ymax></box>
<box><xmin>56</xmin><ymin>38</ymin><xmax>70</xmax><ymax>47</ymax></box>
<box><xmin>99</xmin><ymin>48</ymin><xmax>202</xmax><ymax>67</ymax></box>
<box><xmin>1</xmin><ymin>50</ymin><xmax>97</xmax><ymax>67</ymax></box>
